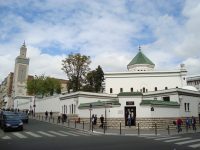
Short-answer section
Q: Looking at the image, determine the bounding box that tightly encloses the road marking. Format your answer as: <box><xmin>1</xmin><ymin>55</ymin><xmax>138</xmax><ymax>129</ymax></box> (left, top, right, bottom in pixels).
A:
<box><xmin>25</xmin><ymin>132</ymin><xmax>42</xmax><ymax>138</ymax></box>
<box><xmin>59</xmin><ymin>131</ymin><xmax>79</xmax><ymax>136</ymax></box>
<box><xmin>164</xmin><ymin>137</ymin><xmax>191</xmax><ymax>143</ymax></box>
<box><xmin>1</xmin><ymin>136</ymin><xmax>11</xmax><ymax>139</ymax></box>
<box><xmin>144</xmin><ymin>136</ymin><xmax>168</xmax><ymax>139</ymax></box>
<box><xmin>176</xmin><ymin>139</ymin><xmax>200</xmax><ymax>145</ymax></box>
<box><xmin>48</xmin><ymin>131</ymin><xmax>68</xmax><ymax>136</ymax></box>
<box><xmin>188</xmin><ymin>143</ymin><xmax>200</xmax><ymax>148</ymax></box>
<box><xmin>68</xmin><ymin>131</ymin><xmax>90</xmax><ymax>136</ymax></box>
<box><xmin>12</xmin><ymin>132</ymin><xmax>27</xmax><ymax>139</ymax></box>
<box><xmin>37</xmin><ymin>131</ymin><xmax>55</xmax><ymax>137</ymax></box>
<box><xmin>154</xmin><ymin>136</ymin><xmax>180</xmax><ymax>141</ymax></box>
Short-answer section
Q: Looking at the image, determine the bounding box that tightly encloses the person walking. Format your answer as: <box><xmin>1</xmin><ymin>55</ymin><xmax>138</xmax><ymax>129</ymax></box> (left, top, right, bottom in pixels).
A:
<box><xmin>99</xmin><ymin>115</ymin><xmax>104</xmax><ymax>129</ymax></box>
<box><xmin>177</xmin><ymin>118</ymin><xmax>183</xmax><ymax>133</ymax></box>
<box><xmin>191</xmin><ymin>116</ymin><xmax>196</xmax><ymax>131</ymax></box>
<box><xmin>186</xmin><ymin>117</ymin><xmax>190</xmax><ymax>131</ymax></box>
<box><xmin>45</xmin><ymin>111</ymin><xmax>48</xmax><ymax>120</ymax></box>
<box><xmin>50</xmin><ymin>110</ymin><xmax>53</xmax><ymax>119</ymax></box>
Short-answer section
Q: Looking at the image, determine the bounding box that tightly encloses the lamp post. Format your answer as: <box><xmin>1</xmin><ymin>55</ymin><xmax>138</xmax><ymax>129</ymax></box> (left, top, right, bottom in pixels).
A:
<box><xmin>89</xmin><ymin>104</ymin><xmax>92</xmax><ymax>130</ymax></box>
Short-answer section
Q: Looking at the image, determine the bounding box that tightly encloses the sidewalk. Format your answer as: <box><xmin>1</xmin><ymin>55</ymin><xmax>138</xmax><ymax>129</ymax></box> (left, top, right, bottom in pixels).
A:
<box><xmin>30</xmin><ymin>115</ymin><xmax>200</xmax><ymax>136</ymax></box>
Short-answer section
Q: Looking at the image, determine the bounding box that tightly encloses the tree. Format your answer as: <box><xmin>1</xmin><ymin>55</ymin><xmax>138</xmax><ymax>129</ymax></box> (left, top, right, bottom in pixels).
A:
<box><xmin>27</xmin><ymin>75</ymin><xmax>61</xmax><ymax>97</ymax></box>
<box><xmin>94</xmin><ymin>65</ymin><xmax>104</xmax><ymax>92</ymax></box>
<box><xmin>61</xmin><ymin>53</ymin><xmax>91</xmax><ymax>92</ymax></box>
<box><xmin>82</xmin><ymin>65</ymin><xmax>104</xmax><ymax>93</ymax></box>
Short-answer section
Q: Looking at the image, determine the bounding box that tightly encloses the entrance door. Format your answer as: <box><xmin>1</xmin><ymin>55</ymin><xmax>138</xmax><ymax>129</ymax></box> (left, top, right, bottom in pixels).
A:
<box><xmin>124</xmin><ymin>106</ymin><xmax>136</xmax><ymax>126</ymax></box>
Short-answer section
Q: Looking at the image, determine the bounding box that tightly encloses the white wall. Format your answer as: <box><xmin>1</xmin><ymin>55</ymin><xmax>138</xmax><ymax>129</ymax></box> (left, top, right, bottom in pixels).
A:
<box><xmin>105</xmin><ymin>71</ymin><xmax>187</xmax><ymax>94</ymax></box>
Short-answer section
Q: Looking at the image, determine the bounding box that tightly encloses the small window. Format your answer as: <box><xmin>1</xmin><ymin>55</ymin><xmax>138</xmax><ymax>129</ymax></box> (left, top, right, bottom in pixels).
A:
<box><xmin>163</xmin><ymin>96</ymin><xmax>170</xmax><ymax>101</ymax></box>
<box><xmin>176</xmin><ymin>86</ymin><xmax>178</xmax><ymax>88</ymax></box>
<box><xmin>110</xmin><ymin>88</ymin><xmax>113</xmax><ymax>93</ymax></box>
<box><xmin>143</xmin><ymin>87</ymin><xmax>145</xmax><ymax>93</ymax></box>
<box><xmin>155</xmin><ymin>87</ymin><xmax>157</xmax><ymax>91</ymax></box>
<box><xmin>165</xmin><ymin>87</ymin><xmax>168</xmax><ymax>90</ymax></box>
<box><xmin>130</xmin><ymin>88</ymin><xmax>133</xmax><ymax>92</ymax></box>
<box><xmin>120</xmin><ymin>88</ymin><xmax>123</xmax><ymax>93</ymax></box>
<box><xmin>146</xmin><ymin>89</ymin><xmax>148</xmax><ymax>92</ymax></box>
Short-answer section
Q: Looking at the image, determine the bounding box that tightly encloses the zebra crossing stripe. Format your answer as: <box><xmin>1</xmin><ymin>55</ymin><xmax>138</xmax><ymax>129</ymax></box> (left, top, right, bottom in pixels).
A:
<box><xmin>48</xmin><ymin>131</ymin><xmax>68</xmax><ymax>136</ymax></box>
<box><xmin>145</xmin><ymin>136</ymin><xmax>168</xmax><ymax>139</ymax></box>
<box><xmin>12</xmin><ymin>132</ymin><xmax>27</xmax><ymax>139</ymax></box>
<box><xmin>175</xmin><ymin>139</ymin><xmax>200</xmax><ymax>145</ymax></box>
<box><xmin>37</xmin><ymin>131</ymin><xmax>55</xmax><ymax>137</ymax></box>
<box><xmin>59</xmin><ymin>131</ymin><xmax>79</xmax><ymax>136</ymax></box>
<box><xmin>154</xmin><ymin>136</ymin><xmax>180</xmax><ymax>141</ymax></box>
<box><xmin>164</xmin><ymin>137</ymin><xmax>191</xmax><ymax>143</ymax></box>
<box><xmin>25</xmin><ymin>132</ymin><xmax>42</xmax><ymax>138</ymax></box>
<box><xmin>68</xmin><ymin>131</ymin><xmax>90</xmax><ymax>136</ymax></box>
<box><xmin>188</xmin><ymin>143</ymin><xmax>200</xmax><ymax>148</ymax></box>
<box><xmin>1</xmin><ymin>136</ymin><xmax>11</xmax><ymax>139</ymax></box>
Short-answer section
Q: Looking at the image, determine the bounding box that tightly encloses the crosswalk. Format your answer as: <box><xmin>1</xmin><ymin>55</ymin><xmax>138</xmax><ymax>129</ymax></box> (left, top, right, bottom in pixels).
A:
<box><xmin>0</xmin><ymin>130</ymin><xmax>100</xmax><ymax>140</ymax></box>
<box><xmin>140</xmin><ymin>135</ymin><xmax>200</xmax><ymax>149</ymax></box>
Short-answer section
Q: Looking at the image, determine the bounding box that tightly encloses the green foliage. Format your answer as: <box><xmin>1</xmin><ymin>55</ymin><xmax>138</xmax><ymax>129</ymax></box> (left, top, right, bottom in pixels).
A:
<box><xmin>26</xmin><ymin>75</ymin><xmax>61</xmax><ymax>97</ymax></box>
<box><xmin>61</xmin><ymin>53</ymin><xmax>91</xmax><ymax>92</ymax></box>
<box><xmin>82</xmin><ymin>65</ymin><xmax>104</xmax><ymax>92</ymax></box>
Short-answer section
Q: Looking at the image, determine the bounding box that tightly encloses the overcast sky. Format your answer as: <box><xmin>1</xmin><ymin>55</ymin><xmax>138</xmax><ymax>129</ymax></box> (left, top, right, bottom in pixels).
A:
<box><xmin>0</xmin><ymin>0</ymin><xmax>200</xmax><ymax>82</ymax></box>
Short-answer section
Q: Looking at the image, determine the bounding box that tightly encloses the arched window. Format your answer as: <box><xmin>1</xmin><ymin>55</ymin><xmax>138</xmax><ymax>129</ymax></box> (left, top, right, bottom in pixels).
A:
<box><xmin>120</xmin><ymin>88</ymin><xmax>123</xmax><ymax>93</ymax></box>
<box><xmin>143</xmin><ymin>87</ymin><xmax>145</xmax><ymax>93</ymax></box>
<box><xmin>155</xmin><ymin>87</ymin><xmax>157</xmax><ymax>91</ymax></box>
<box><xmin>165</xmin><ymin>87</ymin><xmax>168</xmax><ymax>90</ymax></box>
<box><xmin>130</xmin><ymin>88</ymin><xmax>133</xmax><ymax>92</ymax></box>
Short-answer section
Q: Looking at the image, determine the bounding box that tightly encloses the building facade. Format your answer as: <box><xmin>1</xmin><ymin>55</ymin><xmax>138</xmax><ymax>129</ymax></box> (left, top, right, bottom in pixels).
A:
<box><xmin>187</xmin><ymin>75</ymin><xmax>200</xmax><ymax>91</ymax></box>
<box><xmin>104</xmin><ymin>48</ymin><xmax>187</xmax><ymax>94</ymax></box>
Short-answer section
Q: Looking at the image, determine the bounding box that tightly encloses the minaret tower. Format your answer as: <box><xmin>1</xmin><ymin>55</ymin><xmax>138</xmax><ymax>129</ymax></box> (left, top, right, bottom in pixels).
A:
<box><xmin>12</xmin><ymin>42</ymin><xmax>30</xmax><ymax>98</ymax></box>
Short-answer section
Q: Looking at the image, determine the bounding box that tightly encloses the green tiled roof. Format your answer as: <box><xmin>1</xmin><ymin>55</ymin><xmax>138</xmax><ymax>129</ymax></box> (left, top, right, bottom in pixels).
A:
<box><xmin>78</xmin><ymin>100</ymin><xmax>121</xmax><ymax>109</ymax></box>
<box><xmin>118</xmin><ymin>92</ymin><xmax>143</xmax><ymax>96</ymax></box>
<box><xmin>140</xmin><ymin>100</ymin><xmax>180</xmax><ymax>107</ymax></box>
<box><xmin>128</xmin><ymin>51</ymin><xmax>154</xmax><ymax>66</ymax></box>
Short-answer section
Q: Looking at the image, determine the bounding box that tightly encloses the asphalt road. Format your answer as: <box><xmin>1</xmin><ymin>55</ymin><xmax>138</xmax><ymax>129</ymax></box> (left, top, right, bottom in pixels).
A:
<box><xmin>0</xmin><ymin>119</ymin><xmax>199</xmax><ymax>150</ymax></box>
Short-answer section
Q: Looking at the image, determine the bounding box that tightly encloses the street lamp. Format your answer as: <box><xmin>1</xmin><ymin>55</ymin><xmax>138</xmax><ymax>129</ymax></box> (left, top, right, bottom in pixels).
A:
<box><xmin>89</xmin><ymin>104</ymin><xmax>92</xmax><ymax>130</ymax></box>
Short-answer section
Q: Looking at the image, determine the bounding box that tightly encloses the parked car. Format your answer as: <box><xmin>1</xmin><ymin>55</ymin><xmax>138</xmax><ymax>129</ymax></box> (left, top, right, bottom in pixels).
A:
<box><xmin>17</xmin><ymin>112</ymin><xmax>29</xmax><ymax>123</ymax></box>
<box><xmin>0</xmin><ymin>112</ymin><xmax>23</xmax><ymax>132</ymax></box>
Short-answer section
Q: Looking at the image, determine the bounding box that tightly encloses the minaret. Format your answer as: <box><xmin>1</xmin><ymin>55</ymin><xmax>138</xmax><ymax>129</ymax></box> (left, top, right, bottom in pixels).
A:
<box><xmin>12</xmin><ymin>42</ymin><xmax>30</xmax><ymax>99</ymax></box>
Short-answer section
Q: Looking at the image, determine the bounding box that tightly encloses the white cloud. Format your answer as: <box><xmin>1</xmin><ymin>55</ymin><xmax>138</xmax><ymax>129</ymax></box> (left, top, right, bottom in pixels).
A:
<box><xmin>1</xmin><ymin>0</ymin><xmax>200</xmax><ymax>82</ymax></box>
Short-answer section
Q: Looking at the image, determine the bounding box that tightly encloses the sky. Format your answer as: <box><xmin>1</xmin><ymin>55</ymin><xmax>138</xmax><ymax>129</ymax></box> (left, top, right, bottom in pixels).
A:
<box><xmin>0</xmin><ymin>0</ymin><xmax>200</xmax><ymax>82</ymax></box>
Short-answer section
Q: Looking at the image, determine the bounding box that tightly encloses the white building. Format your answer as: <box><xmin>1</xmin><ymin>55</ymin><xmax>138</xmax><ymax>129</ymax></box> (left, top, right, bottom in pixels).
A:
<box><xmin>14</xmin><ymin>47</ymin><xmax>200</xmax><ymax>128</ymax></box>
<box><xmin>105</xmin><ymin>48</ymin><xmax>187</xmax><ymax>94</ymax></box>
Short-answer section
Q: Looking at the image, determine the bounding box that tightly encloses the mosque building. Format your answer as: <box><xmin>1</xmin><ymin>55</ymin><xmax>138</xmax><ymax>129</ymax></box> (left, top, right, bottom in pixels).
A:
<box><xmin>14</xmin><ymin>46</ymin><xmax>200</xmax><ymax>128</ymax></box>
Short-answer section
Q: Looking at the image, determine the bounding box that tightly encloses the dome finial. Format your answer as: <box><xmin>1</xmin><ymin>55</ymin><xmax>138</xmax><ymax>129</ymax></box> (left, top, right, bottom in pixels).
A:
<box><xmin>139</xmin><ymin>45</ymin><xmax>141</xmax><ymax>52</ymax></box>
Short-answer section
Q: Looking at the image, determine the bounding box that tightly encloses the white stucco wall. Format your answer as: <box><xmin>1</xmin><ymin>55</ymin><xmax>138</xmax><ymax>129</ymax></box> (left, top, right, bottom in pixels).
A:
<box><xmin>105</xmin><ymin>71</ymin><xmax>187</xmax><ymax>94</ymax></box>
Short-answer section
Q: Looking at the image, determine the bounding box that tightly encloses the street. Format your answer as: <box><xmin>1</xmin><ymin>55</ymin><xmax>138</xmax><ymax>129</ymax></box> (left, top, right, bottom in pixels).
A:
<box><xmin>0</xmin><ymin>119</ymin><xmax>200</xmax><ymax>150</ymax></box>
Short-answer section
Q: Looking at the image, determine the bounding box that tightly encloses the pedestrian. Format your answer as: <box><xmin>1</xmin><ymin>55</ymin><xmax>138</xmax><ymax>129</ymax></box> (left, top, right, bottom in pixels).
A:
<box><xmin>99</xmin><ymin>115</ymin><xmax>104</xmax><ymax>128</ymax></box>
<box><xmin>94</xmin><ymin>115</ymin><xmax>97</xmax><ymax>125</ymax></box>
<box><xmin>58</xmin><ymin>113</ymin><xmax>61</xmax><ymax>123</ymax></box>
<box><xmin>50</xmin><ymin>110</ymin><xmax>53</xmax><ymax>119</ymax></box>
<box><xmin>127</xmin><ymin>114</ymin><xmax>132</xmax><ymax>127</ymax></box>
<box><xmin>191</xmin><ymin>116</ymin><xmax>196</xmax><ymax>131</ymax></box>
<box><xmin>45</xmin><ymin>111</ymin><xmax>48</xmax><ymax>120</ymax></box>
<box><xmin>186</xmin><ymin>117</ymin><xmax>190</xmax><ymax>131</ymax></box>
<box><xmin>177</xmin><ymin>118</ymin><xmax>183</xmax><ymax>133</ymax></box>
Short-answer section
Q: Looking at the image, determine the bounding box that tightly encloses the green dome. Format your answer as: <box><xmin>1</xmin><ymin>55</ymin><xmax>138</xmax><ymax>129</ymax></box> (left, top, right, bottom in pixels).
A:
<box><xmin>128</xmin><ymin>50</ymin><xmax>154</xmax><ymax>66</ymax></box>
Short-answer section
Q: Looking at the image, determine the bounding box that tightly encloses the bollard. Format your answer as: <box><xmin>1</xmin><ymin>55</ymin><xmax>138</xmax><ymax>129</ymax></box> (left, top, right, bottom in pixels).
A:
<box><xmin>138</xmin><ymin>123</ymin><xmax>140</xmax><ymax>135</ymax></box>
<box><xmin>68</xmin><ymin>120</ymin><xmax>70</xmax><ymax>127</ymax></box>
<box><xmin>167</xmin><ymin>125</ymin><xmax>170</xmax><ymax>135</ymax></box>
<box><xmin>53</xmin><ymin>117</ymin><xmax>54</xmax><ymax>123</ymax></box>
<box><xmin>120</xmin><ymin>122</ymin><xmax>121</xmax><ymax>135</ymax></box>
<box><xmin>42</xmin><ymin>116</ymin><xmax>43</xmax><ymax>120</ymax></box>
<box><xmin>155</xmin><ymin>123</ymin><xmax>157</xmax><ymax>136</ymax></box>
<box><xmin>83</xmin><ymin>121</ymin><xmax>84</xmax><ymax>130</ymax></box>
<box><xmin>49</xmin><ymin>117</ymin><xmax>50</xmax><ymax>122</ymax></box>
<box><xmin>92</xmin><ymin>123</ymin><xmax>93</xmax><ymax>132</ymax></box>
<box><xmin>104</xmin><ymin>122</ymin><xmax>106</xmax><ymax>134</ymax></box>
<box><xmin>75</xmin><ymin>120</ymin><xmax>76</xmax><ymax>128</ymax></box>
<box><xmin>39</xmin><ymin>115</ymin><xmax>40</xmax><ymax>120</ymax></box>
